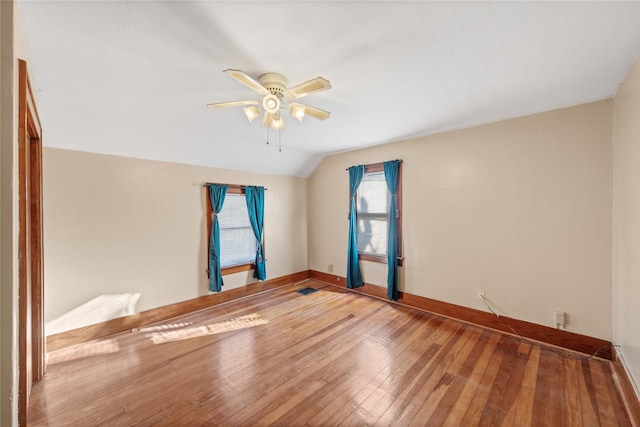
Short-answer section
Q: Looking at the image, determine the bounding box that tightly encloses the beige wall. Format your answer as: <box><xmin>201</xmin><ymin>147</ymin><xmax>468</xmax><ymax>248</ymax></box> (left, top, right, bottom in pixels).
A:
<box><xmin>309</xmin><ymin>101</ymin><xmax>613</xmax><ymax>339</ymax></box>
<box><xmin>1</xmin><ymin>0</ymin><xmax>28</xmax><ymax>424</ymax></box>
<box><xmin>613</xmin><ymin>55</ymin><xmax>640</xmax><ymax>395</ymax></box>
<box><xmin>0</xmin><ymin>2</ymin><xmax>16</xmax><ymax>424</ymax></box>
<box><xmin>43</xmin><ymin>148</ymin><xmax>308</xmax><ymax>322</ymax></box>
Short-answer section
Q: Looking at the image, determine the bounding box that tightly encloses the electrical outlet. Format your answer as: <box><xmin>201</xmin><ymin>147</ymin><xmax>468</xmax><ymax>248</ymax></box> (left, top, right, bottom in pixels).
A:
<box><xmin>554</xmin><ymin>310</ymin><xmax>565</xmax><ymax>326</ymax></box>
<box><xmin>477</xmin><ymin>290</ymin><xmax>485</xmax><ymax>300</ymax></box>
<box><xmin>328</xmin><ymin>264</ymin><xmax>334</xmax><ymax>273</ymax></box>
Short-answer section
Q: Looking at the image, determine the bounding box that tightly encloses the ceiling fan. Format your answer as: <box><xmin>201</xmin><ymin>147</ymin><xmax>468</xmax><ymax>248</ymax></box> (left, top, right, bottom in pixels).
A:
<box><xmin>207</xmin><ymin>69</ymin><xmax>331</xmax><ymax>131</ymax></box>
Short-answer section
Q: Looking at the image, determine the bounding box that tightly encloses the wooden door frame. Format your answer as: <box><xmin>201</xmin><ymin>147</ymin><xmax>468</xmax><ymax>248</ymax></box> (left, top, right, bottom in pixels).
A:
<box><xmin>17</xmin><ymin>58</ymin><xmax>44</xmax><ymax>425</ymax></box>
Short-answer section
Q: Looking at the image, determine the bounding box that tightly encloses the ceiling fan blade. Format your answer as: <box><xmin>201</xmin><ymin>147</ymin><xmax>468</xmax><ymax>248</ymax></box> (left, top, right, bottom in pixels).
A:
<box><xmin>297</xmin><ymin>103</ymin><xmax>330</xmax><ymax>120</ymax></box>
<box><xmin>284</xmin><ymin>77</ymin><xmax>331</xmax><ymax>99</ymax></box>
<box><xmin>224</xmin><ymin>69</ymin><xmax>270</xmax><ymax>96</ymax></box>
<box><xmin>207</xmin><ymin>100</ymin><xmax>260</xmax><ymax>109</ymax></box>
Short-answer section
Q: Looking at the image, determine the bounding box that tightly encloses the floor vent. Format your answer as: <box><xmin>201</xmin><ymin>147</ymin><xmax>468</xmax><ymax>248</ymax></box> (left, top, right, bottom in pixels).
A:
<box><xmin>296</xmin><ymin>287</ymin><xmax>319</xmax><ymax>296</ymax></box>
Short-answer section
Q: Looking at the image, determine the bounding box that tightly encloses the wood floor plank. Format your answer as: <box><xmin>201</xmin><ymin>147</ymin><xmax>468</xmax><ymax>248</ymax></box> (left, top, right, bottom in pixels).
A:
<box><xmin>475</xmin><ymin>335</ymin><xmax>530</xmax><ymax>427</ymax></box>
<box><xmin>459</xmin><ymin>334</ymin><xmax>510</xmax><ymax>424</ymax></box>
<box><xmin>352</xmin><ymin>320</ymin><xmax>460</xmax><ymax>425</ymax></box>
<box><xmin>562</xmin><ymin>356</ymin><xmax>585</xmax><ymax>426</ymax></box>
<box><xmin>323</xmin><ymin>312</ymin><xmax>443</xmax><ymax>426</ymax></box>
<box><xmin>427</xmin><ymin>329</ymin><xmax>499</xmax><ymax>426</ymax></box>
<box><xmin>398</xmin><ymin>327</ymin><xmax>484</xmax><ymax>425</ymax></box>
<box><xmin>332</xmin><ymin>314</ymin><xmax>446</xmax><ymax>426</ymax></box>
<box><xmin>442</xmin><ymin>331</ymin><xmax>502</xmax><ymax>427</ymax></box>
<box><xmin>28</xmin><ymin>280</ymin><xmax>633</xmax><ymax>426</ymax></box>
<box><xmin>500</xmin><ymin>342</ymin><xmax>539</xmax><ymax>426</ymax></box>
<box><xmin>373</xmin><ymin>324</ymin><xmax>473</xmax><ymax>426</ymax></box>
<box><xmin>213</xmin><ymin>292</ymin><xmax>403</xmax><ymax>426</ymax></box>
<box><xmin>591</xmin><ymin>357</ymin><xmax>633</xmax><ymax>426</ymax></box>
<box><xmin>303</xmin><ymin>309</ymin><xmax>426</xmax><ymax>426</ymax></box>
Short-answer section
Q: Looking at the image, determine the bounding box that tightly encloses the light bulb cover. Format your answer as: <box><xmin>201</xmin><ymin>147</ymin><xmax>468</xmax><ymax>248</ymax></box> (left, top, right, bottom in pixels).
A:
<box><xmin>271</xmin><ymin>116</ymin><xmax>285</xmax><ymax>130</ymax></box>
<box><xmin>243</xmin><ymin>106</ymin><xmax>260</xmax><ymax>123</ymax></box>
<box><xmin>262</xmin><ymin>94</ymin><xmax>280</xmax><ymax>114</ymax></box>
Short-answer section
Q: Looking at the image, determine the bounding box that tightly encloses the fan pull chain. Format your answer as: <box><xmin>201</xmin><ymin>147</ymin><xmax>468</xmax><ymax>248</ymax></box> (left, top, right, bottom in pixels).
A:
<box><xmin>266</xmin><ymin>125</ymin><xmax>270</xmax><ymax>145</ymax></box>
<box><xmin>278</xmin><ymin>127</ymin><xmax>282</xmax><ymax>152</ymax></box>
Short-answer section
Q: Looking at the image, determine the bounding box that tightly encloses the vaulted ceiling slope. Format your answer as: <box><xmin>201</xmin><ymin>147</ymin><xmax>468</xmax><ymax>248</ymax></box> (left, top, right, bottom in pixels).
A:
<box><xmin>19</xmin><ymin>1</ymin><xmax>640</xmax><ymax>177</ymax></box>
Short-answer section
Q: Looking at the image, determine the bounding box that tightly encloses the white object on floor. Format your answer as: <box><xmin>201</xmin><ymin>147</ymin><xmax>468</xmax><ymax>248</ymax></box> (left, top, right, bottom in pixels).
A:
<box><xmin>46</xmin><ymin>293</ymin><xmax>141</xmax><ymax>336</ymax></box>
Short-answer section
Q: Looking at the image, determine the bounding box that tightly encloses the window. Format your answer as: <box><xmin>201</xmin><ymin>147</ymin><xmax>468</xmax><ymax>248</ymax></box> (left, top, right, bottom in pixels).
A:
<box><xmin>206</xmin><ymin>185</ymin><xmax>259</xmax><ymax>275</ymax></box>
<box><xmin>357</xmin><ymin>170</ymin><xmax>389</xmax><ymax>256</ymax></box>
<box><xmin>217</xmin><ymin>193</ymin><xmax>257</xmax><ymax>269</ymax></box>
<box><xmin>355</xmin><ymin>163</ymin><xmax>402</xmax><ymax>264</ymax></box>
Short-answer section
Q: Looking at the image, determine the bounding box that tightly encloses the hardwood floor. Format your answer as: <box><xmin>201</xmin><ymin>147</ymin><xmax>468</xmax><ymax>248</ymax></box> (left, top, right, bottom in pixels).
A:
<box><xmin>29</xmin><ymin>280</ymin><xmax>632</xmax><ymax>426</ymax></box>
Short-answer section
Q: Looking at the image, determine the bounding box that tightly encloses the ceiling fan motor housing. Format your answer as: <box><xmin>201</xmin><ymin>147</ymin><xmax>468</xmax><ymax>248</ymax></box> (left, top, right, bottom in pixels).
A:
<box><xmin>258</xmin><ymin>73</ymin><xmax>289</xmax><ymax>98</ymax></box>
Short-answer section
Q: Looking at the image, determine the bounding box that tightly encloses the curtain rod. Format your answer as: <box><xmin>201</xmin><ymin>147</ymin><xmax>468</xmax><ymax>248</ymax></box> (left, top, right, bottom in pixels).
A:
<box><xmin>202</xmin><ymin>182</ymin><xmax>268</xmax><ymax>190</ymax></box>
<box><xmin>345</xmin><ymin>159</ymin><xmax>403</xmax><ymax>170</ymax></box>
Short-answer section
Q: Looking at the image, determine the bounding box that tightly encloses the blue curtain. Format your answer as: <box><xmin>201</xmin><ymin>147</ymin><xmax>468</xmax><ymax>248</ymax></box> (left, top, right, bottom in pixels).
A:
<box><xmin>347</xmin><ymin>165</ymin><xmax>365</xmax><ymax>288</ymax></box>
<box><xmin>245</xmin><ymin>186</ymin><xmax>266</xmax><ymax>280</ymax></box>
<box><xmin>208</xmin><ymin>184</ymin><xmax>228</xmax><ymax>292</ymax></box>
<box><xmin>384</xmin><ymin>160</ymin><xmax>401</xmax><ymax>300</ymax></box>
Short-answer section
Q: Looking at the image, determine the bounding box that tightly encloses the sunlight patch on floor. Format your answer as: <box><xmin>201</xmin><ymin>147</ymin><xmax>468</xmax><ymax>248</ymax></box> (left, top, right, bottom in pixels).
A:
<box><xmin>147</xmin><ymin>313</ymin><xmax>269</xmax><ymax>344</ymax></box>
<box><xmin>134</xmin><ymin>321</ymin><xmax>193</xmax><ymax>332</ymax></box>
<box><xmin>47</xmin><ymin>339</ymin><xmax>120</xmax><ymax>365</ymax></box>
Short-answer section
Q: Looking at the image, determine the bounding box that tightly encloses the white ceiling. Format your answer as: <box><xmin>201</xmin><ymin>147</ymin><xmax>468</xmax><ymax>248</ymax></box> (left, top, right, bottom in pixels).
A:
<box><xmin>18</xmin><ymin>1</ymin><xmax>640</xmax><ymax>177</ymax></box>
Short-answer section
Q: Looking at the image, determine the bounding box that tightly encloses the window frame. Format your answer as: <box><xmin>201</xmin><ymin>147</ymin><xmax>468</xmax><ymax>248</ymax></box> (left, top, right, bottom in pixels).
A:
<box><xmin>356</xmin><ymin>162</ymin><xmax>403</xmax><ymax>266</ymax></box>
<box><xmin>205</xmin><ymin>184</ymin><xmax>259</xmax><ymax>276</ymax></box>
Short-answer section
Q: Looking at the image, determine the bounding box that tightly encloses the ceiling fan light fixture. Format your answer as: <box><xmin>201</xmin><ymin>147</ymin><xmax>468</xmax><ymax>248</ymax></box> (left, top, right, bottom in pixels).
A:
<box><xmin>243</xmin><ymin>106</ymin><xmax>260</xmax><ymax>122</ymax></box>
<box><xmin>271</xmin><ymin>116</ymin><xmax>285</xmax><ymax>131</ymax></box>
<box><xmin>209</xmin><ymin>70</ymin><xmax>332</xmax><ymax>136</ymax></box>
<box><xmin>290</xmin><ymin>104</ymin><xmax>305</xmax><ymax>122</ymax></box>
<box><xmin>262</xmin><ymin>94</ymin><xmax>280</xmax><ymax>114</ymax></box>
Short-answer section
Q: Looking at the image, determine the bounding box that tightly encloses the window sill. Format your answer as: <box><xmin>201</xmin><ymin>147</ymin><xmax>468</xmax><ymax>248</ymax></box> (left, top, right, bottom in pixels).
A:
<box><xmin>358</xmin><ymin>253</ymin><xmax>387</xmax><ymax>264</ymax></box>
<box><xmin>221</xmin><ymin>263</ymin><xmax>255</xmax><ymax>275</ymax></box>
<box><xmin>358</xmin><ymin>253</ymin><xmax>404</xmax><ymax>266</ymax></box>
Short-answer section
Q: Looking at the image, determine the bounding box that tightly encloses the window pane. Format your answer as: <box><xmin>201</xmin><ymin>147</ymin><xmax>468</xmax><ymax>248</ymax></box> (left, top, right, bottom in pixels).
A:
<box><xmin>218</xmin><ymin>194</ymin><xmax>257</xmax><ymax>268</ymax></box>
<box><xmin>356</xmin><ymin>171</ymin><xmax>389</xmax><ymax>256</ymax></box>
<box><xmin>218</xmin><ymin>195</ymin><xmax>251</xmax><ymax>229</ymax></box>
<box><xmin>357</xmin><ymin>218</ymin><xmax>388</xmax><ymax>255</ymax></box>
<box><xmin>219</xmin><ymin>227</ymin><xmax>256</xmax><ymax>267</ymax></box>
<box><xmin>357</xmin><ymin>171</ymin><xmax>389</xmax><ymax>215</ymax></box>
